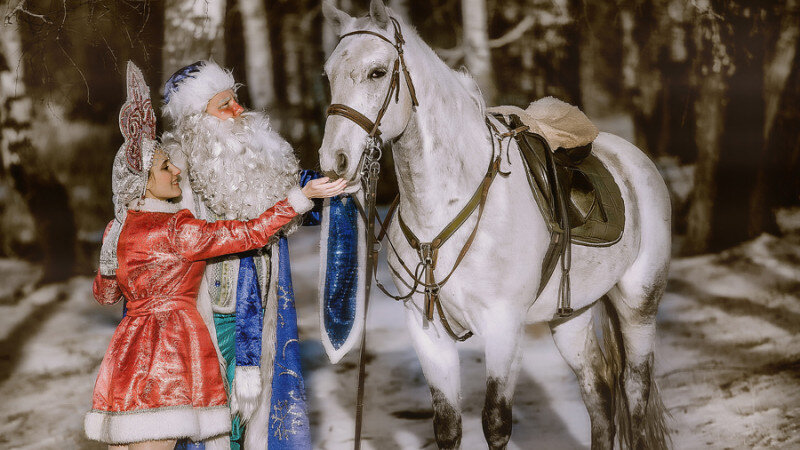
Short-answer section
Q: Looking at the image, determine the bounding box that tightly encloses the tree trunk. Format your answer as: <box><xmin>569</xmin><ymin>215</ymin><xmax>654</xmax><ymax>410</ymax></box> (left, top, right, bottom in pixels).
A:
<box><xmin>162</xmin><ymin>0</ymin><xmax>226</xmax><ymax>84</ymax></box>
<box><xmin>461</xmin><ymin>0</ymin><xmax>496</xmax><ymax>104</ymax></box>
<box><xmin>620</xmin><ymin>0</ymin><xmax>694</xmax><ymax>159</ymax></box>
<box><xmin>322</xmin><ymin>0</ymin><xmax>353</xmax><ymax>57</ymax></box>
<box><xmin>749</xmin><ymin>1</ymin><xmax>800</xmax><ymax>234</ymax></box>
<box><xmin>683</xmin><ymin>0</ymin><xmax>729</xmax><ymax>254</ymax></box>
<box><xmin>238</xmin><ymin>0</ymin><xmax>274</xmax><ymax>109</ymax></box>
<box><xmin>710</xmin><ymin>0</ymin><xmax>767</xmax><ymax>249</ymax></box>
<box><xmin>0</xmin><ymin>9</ymin><xmax>77</xmax><ymax>283</ymax></box>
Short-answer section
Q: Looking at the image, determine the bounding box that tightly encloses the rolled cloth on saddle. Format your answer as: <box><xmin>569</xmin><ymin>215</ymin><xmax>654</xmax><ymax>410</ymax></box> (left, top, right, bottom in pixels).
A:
<box><xmin>488</xmin><ymin>96</ymin><xmax>599</xmax><ymax>151</ymax></box>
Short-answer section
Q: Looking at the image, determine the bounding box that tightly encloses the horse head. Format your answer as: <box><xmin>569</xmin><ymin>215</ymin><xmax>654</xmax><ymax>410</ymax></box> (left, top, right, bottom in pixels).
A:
<box><xmin>320</xmin><ymin>0</ymin><xmax>417</xmax><ymax>192</ymax></box>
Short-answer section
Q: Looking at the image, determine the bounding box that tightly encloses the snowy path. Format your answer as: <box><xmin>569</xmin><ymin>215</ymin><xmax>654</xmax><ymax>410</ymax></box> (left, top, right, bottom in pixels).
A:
<box><xmin>1</xmin><ymin>229</ymin><xmax>798</xmax><ymax>449</ymax></box>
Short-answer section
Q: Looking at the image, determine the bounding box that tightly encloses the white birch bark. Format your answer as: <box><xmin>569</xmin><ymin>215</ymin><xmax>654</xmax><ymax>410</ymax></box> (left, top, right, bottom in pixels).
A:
<box><xmin>162</xmin><ymin>0</ymin><xmax>226</xmax><ymax>85</ymax></box>
<box><xmin>388</xmin><ymin>0</ymin><xmax>410</xmax><ymax>23</ymax></box>
<box><xmin>461</xmin><ymin>0</ymin><xmax>496</xmax><ymax>104</ymax></box>
<box><xmin>238</xmin><ymin>0</ymin><xmax>274</xmax><ymax>109</ymax></box>
<box><xmin>322</xmin><ymin>0</ymin><xmax>353</xmax><ymax>57</ymax></box>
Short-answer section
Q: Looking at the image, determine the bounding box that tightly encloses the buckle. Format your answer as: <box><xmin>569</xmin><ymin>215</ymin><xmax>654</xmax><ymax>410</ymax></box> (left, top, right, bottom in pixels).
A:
<box><xmin>419</xmin><ymin>243</ymin><xmax>434</xmax><ymax>266</ymax></box>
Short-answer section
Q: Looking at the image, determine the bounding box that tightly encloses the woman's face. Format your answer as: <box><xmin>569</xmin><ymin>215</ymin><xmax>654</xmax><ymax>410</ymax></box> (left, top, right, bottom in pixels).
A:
<box><xmin>145</xmin><ymin>149</ymin><xmax>182</xmax><ymax>201</ymax></box>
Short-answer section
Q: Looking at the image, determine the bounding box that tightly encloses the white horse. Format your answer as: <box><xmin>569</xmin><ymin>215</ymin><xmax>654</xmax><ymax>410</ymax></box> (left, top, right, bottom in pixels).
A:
<box><xmin>319</xmin><ymin>1</ymin><xmax>671</xmax><ymax>449</ymax></box>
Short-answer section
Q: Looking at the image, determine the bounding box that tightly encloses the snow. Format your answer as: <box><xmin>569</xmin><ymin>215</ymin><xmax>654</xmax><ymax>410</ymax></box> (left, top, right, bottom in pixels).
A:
<box><xmin>1</xmin><ymin>221</ymin><xmax>798</xmax><ymax>449</ymax></box>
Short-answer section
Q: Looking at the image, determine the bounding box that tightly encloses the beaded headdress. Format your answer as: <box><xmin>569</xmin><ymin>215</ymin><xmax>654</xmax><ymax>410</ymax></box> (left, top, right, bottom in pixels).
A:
<box><xmin>99</xmin><ymin>61</ymin><xmax>159</xmax><ymax>276</ymax></box>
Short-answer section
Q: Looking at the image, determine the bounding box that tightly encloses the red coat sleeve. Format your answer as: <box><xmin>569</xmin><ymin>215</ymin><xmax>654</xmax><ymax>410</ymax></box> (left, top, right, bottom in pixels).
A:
<box><xmin>169</xmin><ymin>199</ymin><xmax>298</xmax><ymax>261</ymax></box>
<box><xmin>92</xmin><ymin>221</ymin><xmax>123</xmax><ymax>305</ymax></box>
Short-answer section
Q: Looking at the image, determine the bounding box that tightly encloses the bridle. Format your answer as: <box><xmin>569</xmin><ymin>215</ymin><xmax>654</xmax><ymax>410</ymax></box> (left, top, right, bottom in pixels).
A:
<box><xmin>326</xmin><ymin>16</ymin><xmax>419</xmax><ymax>142</ymax></box>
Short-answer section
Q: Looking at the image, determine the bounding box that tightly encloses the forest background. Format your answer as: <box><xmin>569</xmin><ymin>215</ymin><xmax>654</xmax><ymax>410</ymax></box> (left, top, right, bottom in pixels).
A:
<box><xmin>1</xmin><ymin>0</ymin><xmax>799</xmax><ymax>281</ymax></box>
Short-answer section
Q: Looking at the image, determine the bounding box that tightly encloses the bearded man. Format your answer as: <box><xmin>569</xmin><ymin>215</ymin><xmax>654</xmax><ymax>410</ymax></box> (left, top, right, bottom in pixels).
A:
<box><xmin>161</xmin><ymin>60</ymin><xmax>345</xmax><ymax>449</ymax></box>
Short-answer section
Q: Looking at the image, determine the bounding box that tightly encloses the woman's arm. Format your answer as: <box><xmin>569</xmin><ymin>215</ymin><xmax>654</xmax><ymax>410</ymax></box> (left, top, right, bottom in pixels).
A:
<box><xmin>93</xmin><ymin>221</ymin><xmax>123</xmax><ymax>305</ymax></box>
<box><xmin>93</xmin><ymin>272</ymin><xmax>123</xmax><ymax>305</ymax></box>
<box><xmin>170</xmin><ymin>188</ymin><xmax>313</xmax><ymax>261</ymax></box>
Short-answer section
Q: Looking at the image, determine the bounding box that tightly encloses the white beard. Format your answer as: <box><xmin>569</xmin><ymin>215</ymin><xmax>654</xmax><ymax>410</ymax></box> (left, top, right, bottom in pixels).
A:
<box><xmin>165</xmin><ymin>111</ymin><xmax>301</xmax><ymax>226</ymax></box>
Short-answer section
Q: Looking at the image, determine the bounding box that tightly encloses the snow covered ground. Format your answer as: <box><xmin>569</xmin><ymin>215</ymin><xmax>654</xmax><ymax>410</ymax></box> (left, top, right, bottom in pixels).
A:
<box><xmin>1</xmin><ymin>218</ymin><xmax>799</xmax><ymax>449</ymax></box>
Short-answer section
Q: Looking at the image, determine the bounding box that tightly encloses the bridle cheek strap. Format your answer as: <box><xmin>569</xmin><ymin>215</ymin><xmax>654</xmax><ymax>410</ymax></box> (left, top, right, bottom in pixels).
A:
<box><xmin>326</xmin><ymin>17</ymin><xmax>419</xmax><ymax>139</ymax></box>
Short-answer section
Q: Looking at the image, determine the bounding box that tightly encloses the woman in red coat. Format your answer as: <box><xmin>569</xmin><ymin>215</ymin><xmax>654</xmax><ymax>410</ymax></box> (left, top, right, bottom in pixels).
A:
<box><xmin>84</xmin><ymin>63</ymin><xmax>344</xmax><ymax>450</ymax></box>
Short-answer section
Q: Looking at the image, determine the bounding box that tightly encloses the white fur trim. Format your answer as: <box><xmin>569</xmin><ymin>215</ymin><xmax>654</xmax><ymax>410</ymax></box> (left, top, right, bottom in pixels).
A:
<box><xmin>230</xmin><ymin>365</ymin><xmax>262</xmax><ymax>423</ymax></box>
<box><xmin>84</xmin><ymin>405</ymin><xmax>230</xmax><ymax>445</ymax></box>
<box><xmin>164</xmin><ymin>61</ymin><xmax>235</xmax><ymax>121</ymax></box>
<box><xmin>243</xmin><ymin>244</ymin><xmax>279</xmax><ymax>448</ymax></box>
<box><xmin>286</xmin><ymin>186</ymin><xmax>314</xmax><ymax>214</ymax></box>
<box><xmin>203</xmin><ymin>434</ymin><xmax>231</xmax><ymax>450</ymax></box>
<box><xmin>136</xmin><ymin>197</ymin><xmax>181</xmax><ymax>214</ymax></box>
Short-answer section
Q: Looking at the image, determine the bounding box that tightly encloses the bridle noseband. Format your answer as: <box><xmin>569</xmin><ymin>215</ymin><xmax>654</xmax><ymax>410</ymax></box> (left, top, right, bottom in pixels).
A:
<box><xmin>326</xmin><ymin>17</ymin><xmax>419</xmax><ymax>140</ymax></box>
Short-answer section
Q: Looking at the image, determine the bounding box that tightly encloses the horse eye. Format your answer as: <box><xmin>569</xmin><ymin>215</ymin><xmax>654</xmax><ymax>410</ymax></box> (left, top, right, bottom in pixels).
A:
<box><xmin>369</xmin><ymin>68</ymin><xmax>387</xmax><ymax>80</ymax></box>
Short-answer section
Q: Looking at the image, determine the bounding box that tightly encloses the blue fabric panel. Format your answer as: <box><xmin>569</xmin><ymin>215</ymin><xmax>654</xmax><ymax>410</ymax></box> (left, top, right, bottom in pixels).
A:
<box><xmin>268</xmin><ymin>237</ymin><xmax>311</xmax><ymax>448</ymax></box>
<box><xmin>299</xmin><ymin>169</ymin><xmax>323</xmax><ymax>226</ymax></box>
<box><xmin>235</xmin><ymin>255</ymin><xmax>263</xmax><ymax>367</ymax></box>
<box><xmin>323</xmin><ymin>196</ymin><xmax>360</xmax><ymax>349</ymax></box>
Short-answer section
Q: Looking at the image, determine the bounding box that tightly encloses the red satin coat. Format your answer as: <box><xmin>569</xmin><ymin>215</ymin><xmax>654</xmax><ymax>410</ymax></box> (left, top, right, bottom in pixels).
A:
<box><xmin>91</xmin><ymin>200</ymin><xmax>297</xmax><ymax>415</ymax></box>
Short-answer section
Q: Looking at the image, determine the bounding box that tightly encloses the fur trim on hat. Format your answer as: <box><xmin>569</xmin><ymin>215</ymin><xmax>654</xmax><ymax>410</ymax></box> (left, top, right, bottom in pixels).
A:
<box><xmin>163</xmin><ymin>61</ymin><xmax>236</xmax><ymax>121</ymax></box>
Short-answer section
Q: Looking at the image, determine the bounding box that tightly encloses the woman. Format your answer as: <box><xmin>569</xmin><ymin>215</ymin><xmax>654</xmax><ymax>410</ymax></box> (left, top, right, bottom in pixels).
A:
<box><xmin>84</xmin><ymin>62</ymin><xmax>345</xmax><ymax>450</ymax></box>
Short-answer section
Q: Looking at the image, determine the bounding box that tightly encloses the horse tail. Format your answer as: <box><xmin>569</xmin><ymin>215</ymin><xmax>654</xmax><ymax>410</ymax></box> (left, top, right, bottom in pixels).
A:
<box><xmin>599</xmin><ymin>296</ymin><xmax>671</xmax><ymax>450</ymax></box>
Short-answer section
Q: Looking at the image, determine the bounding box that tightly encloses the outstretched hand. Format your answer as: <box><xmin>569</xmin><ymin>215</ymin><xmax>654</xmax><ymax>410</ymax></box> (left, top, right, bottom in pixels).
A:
<box><xmin>301</xmin><ymin>177</ymin><xmax>348</xmax><ymax>199</ymax></box>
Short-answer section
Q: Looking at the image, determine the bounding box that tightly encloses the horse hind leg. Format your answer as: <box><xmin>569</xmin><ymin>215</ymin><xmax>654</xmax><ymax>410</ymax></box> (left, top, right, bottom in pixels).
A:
<box><xmin>605</xmin><ymin>281</ymin><xmax>671</xmax><ymax>450</ymax></box>
<box><xmin>481</xmin><ymin>310</ymin><xmax>525</xmax><ymax>450</ymax></box>
<box><xmin>404</xmin><ymin>305</ymin><xmax>463</xmax><ymax>449</ymax></box>
<box><xmin>549</xmin><ymin>305</ymin><xmax>616</xmax><ymax>449</ymax></box>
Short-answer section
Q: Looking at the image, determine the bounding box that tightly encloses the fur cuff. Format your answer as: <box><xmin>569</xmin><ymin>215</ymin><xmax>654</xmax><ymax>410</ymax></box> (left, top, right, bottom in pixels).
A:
<box><xmin>286</xmin><ymin>187</ymin><xmax>314</xmax><ymax>214</ymax></box>
<box><xmin>84</xmin><ymin>405</ymin><xmax>230</xmax><ymax>444</ymax></box>
<box><xmin>230</xmin><ymin>365</ymin><xmax>262</xmax><ymax>424</ymax></box>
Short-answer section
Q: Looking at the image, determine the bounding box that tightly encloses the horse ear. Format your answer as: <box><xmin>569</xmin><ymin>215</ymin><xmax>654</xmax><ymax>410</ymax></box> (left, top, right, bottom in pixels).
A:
<box><xmin>322</xmin><ymin>1</ymin><xmax>353</xmax><ymax>36</ymax></box>
<box><xmin>369</xmin><ymin>0</ymin><xmax>390</xmax><ymax>28</ymax></box>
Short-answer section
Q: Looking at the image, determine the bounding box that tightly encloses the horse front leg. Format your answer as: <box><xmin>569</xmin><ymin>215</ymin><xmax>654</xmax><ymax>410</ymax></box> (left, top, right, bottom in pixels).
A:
<box><xmin>404</xmin><ymin>304</ymin><xmax>462</xmax><ymax>450</ymax></box>
<box><xmin>481</xmin><ymin>308</ymin><xmax>525</xmax><ymax>450</ymax></box>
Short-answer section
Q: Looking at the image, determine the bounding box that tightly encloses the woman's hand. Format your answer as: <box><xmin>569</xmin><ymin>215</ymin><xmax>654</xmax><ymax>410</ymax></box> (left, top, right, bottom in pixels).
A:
<box><xmin>301</xmin><ymin>177</ymin><xmax>348</xmax><ymax>199</ymax></box>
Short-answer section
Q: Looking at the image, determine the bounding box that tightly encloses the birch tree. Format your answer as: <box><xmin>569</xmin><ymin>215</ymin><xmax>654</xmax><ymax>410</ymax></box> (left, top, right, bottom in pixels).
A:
<box><xmin>323</xmin><ymin>0</ymin><xmax>353</xmax><ymax>57</ymax></box>
<box><xmin>162</xmin><ymin>0</ymin><xmax>226</xmax><ymax>84</ymax></box>
<box><xmin>461</xmin><ymin>0</ymin><xmax>496</xmax><ymax>104</ymax></box>
<box><xmin>238</xmin><ymin>0</ymin><xmax>274</xmax><ymax>109</ymax></box>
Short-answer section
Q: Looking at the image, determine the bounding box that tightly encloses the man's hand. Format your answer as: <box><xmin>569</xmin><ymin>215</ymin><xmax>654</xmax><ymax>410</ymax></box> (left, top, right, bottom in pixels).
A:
<box><xmin>301</xmin><ymin>177</ymin><xmax>348</xmax><ymax>199</ymax></box>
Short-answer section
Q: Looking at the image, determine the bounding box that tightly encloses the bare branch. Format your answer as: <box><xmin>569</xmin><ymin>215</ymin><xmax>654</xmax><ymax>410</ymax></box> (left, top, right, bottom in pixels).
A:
<box><xmin>434</xmin><ymin>15</ymin><xmax>536</xmax><ymax>66</ymax></box>
<box><xmin>4</xmin><ymin>0</ymin><xmax>51</xmax><ymax>25</ymax></box>
<box><xmin>488</xmin><ymin>15</ymin><xmax>535</xmax><ymax>48</ymax></box>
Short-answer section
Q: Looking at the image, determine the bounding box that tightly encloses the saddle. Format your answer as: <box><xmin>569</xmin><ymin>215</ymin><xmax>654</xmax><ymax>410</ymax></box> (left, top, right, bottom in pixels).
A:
<box><xmin>494</xmin><ymin>113</ymin><xmax>626</xmax><ymax>246</ymax></box>
<box><xmin>489</xmin><ymin>99</ymin><xmax>625</xmax><ymax>314</ymax></box>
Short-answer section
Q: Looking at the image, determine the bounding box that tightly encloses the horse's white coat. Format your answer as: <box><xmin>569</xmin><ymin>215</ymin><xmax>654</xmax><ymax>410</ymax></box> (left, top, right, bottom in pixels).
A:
<box><xmin>320</xmin><ymin>1</ymin><xmax>671</xmax><ymax>447</ymax></box>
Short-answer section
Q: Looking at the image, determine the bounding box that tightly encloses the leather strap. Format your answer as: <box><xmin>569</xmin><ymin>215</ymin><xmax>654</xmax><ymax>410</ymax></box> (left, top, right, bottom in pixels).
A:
<box><xmin>327</xmin><ymin>17</ymin><xmax>419</xmax><ymax>141</ymax></box>
<box><xmin>326</xmin><ymin>104</ymin><xmax>380</xmax><ymax>137</ymax></box>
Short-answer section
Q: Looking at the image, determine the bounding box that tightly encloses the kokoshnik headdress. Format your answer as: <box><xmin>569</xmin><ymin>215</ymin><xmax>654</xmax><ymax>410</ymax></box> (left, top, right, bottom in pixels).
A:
<box><xmin>99</xmin><ymin>61</ymin><xmax>158</xmax><ymax>276</ymax></box>
<box><xmin>162</xmin><ymin>60</ymin><xmax>235</xmax><ymax>121</ymax></box>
